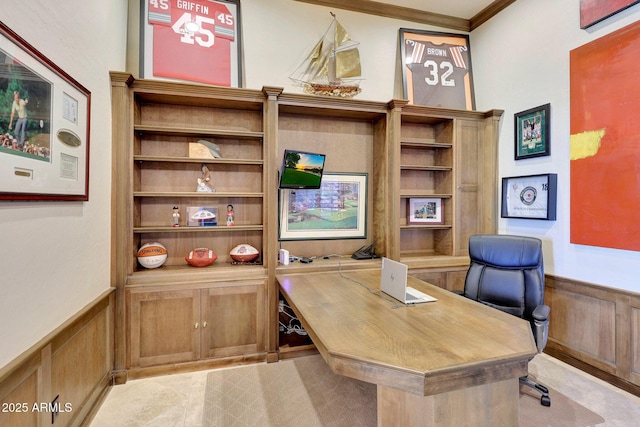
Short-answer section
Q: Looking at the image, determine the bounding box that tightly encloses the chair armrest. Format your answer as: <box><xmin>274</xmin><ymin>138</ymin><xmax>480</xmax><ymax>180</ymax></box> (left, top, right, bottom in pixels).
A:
<box><xmin>532</xmin><ymin>304</ymin><xmax>550</xmax><ymax>353</ymax></box>
<box><xmin>533</xmin><ymin>304</ymin><xmax>550</xmax><ymax>321</ymax></box>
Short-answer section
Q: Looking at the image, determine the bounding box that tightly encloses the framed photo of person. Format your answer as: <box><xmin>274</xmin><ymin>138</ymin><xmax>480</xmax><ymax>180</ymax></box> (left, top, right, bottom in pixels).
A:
<box><xmin>407</xmin><ymin>198</ymin><xmax>444</xmax><ymax>225</ymax></box>
<box><xmin>0</xmin><ymin>22</ymin><xmax>91</xmax><ymax>201</ymax></box>
<box><xmin>140</xmin><ymin>0</ymin><xmax>242</xmax><ymax>87</ymax></box>
<box><xmin>399</xmin><ymin>29</ymin><xmax>475</xmax><ymax>110</ymax></box>
<box><xmin>514</xmin><ymin>103</ymin><xmax>550</xmax><ymax>160</ymax></box>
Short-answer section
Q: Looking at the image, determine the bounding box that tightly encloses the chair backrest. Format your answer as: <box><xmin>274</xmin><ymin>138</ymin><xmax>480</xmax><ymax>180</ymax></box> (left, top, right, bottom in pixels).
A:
<box><xmin>464</xmin><ymin>234</ymin><xmax>544</xmax><ymax>321</ymax></box>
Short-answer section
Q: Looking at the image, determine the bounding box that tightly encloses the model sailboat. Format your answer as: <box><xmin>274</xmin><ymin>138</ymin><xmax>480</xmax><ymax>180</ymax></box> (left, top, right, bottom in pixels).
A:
<box><xmin>290</xmin><ymin>13</ymin><xmax>362</xmax><ymax>98</ymax></box>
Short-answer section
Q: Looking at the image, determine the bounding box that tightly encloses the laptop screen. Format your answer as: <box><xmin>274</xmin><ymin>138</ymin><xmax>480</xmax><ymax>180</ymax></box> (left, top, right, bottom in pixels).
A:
<box><xmin>380</xmin><ymin>257</ymin><xmax>408</xmax><ymax>302</ymax></box>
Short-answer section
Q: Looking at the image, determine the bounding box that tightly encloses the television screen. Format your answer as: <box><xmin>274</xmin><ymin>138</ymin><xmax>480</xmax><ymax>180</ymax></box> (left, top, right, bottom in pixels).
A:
<box><xmin>279</xmin><ymin>149</ymin><xmax>326</xmax><ymax>189</ymax></box>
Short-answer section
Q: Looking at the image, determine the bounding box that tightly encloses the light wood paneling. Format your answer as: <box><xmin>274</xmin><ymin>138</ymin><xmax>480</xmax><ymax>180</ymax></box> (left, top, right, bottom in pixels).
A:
<box><xmin>0</xmin><ymin>290</ymin><xmax>113</xmax><ymax>427</ymax></box>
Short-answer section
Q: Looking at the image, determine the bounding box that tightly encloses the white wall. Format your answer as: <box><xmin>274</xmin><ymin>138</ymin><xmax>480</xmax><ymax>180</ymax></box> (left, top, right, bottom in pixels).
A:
<box><xmin>0</xmin><ymin>0</ymin><xmax>128</xmax><ymax>369</ymax></box>
<box><xmin>471</xmin><ymin>0</ymin><xmax>640</xmax><ymax>292</ymax></box>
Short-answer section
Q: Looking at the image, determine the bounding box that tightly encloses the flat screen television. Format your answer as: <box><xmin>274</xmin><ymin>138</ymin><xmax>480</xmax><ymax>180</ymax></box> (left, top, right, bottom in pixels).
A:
<box><xmin>278</xmin><ymin>149</ymin><xmax>326</xmax><ymax>189</ymax></box>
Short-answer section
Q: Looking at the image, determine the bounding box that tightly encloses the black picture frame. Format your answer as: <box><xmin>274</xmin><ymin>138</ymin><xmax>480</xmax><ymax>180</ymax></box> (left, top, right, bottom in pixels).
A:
<box><xmin>501</xmin><ymin>173</ymin><xmax>557</xmax><ymax>220</ymax></box>
<box><xmin>514</xmin><ymin>103</ymin><xmax>550</xmax><ymax>160</ymax></box>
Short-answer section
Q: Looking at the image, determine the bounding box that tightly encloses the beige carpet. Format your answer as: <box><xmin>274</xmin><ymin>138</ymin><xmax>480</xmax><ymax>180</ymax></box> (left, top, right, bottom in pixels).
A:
<box><xmin>203</xmin><ymin>354</ymin><xmax>604</xmax><ymax>426</ymax></box>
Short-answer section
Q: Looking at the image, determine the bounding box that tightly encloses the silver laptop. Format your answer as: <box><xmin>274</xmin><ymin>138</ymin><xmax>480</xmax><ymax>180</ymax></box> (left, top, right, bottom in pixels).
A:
<box><xmin>380</xmin><ymin>257</ymin><xmax>437</xmax><ymax>304</ymax></box>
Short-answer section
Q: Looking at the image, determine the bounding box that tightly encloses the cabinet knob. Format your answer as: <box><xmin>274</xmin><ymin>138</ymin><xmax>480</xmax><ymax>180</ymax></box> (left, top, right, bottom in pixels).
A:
<box><xmin>194</xmin><ymin>322</ymin><xmax>199</xmax><ymax>329</ymax></box>
<box><xmin>203</xmin><ymin>321</ymin><xmax>208</xmax><ymax>328</ymax></box>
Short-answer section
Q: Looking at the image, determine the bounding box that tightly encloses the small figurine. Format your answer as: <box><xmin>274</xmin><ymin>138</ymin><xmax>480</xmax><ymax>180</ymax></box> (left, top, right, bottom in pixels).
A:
<box><xmin>196</xmin><ymin>164</ymin><xmax>215</xmax><ymax>192</ymax></box>
<box><xmin>226</xmin><ymin>204</ymin><xmax>235</xmax><ymax>226</ymax></box>
<box><xmin>172</xmin><ymin>206</ymin><xmax>180</xmax><ymax>227</ymax></box>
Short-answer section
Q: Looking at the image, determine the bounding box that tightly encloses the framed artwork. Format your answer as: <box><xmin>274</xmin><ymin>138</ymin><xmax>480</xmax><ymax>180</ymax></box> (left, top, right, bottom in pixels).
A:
<box><xmin>580</xmin><ymin>0</ymin><xmax>640</xmax><ymax>29</ymax></box>
<box><xmin>0</xmin><ymin>22</ymin><xmax>91</xmax><ymax>201</ymax></box>
<box><xmin>279</xmin><ymin>173</ymin><xmax>367</xmax><ymax>241</ymax></box>
<box><xmin>407</xmin><ymin>198</ymin><xmax>443</xmax><ymax>225</ymax></box>
<box><xmin>140</xmin><ymin>0</ymin><xmax>242</xmax><ymax>87</ymax></box>
<box><xmin>399</xmin><ymin>28</ymin><xmax>475</xmax><ymax>110</ymax></box>
<box><xmin>501</xmin><ymin>174</ymin><xmax>557</xmax><ymax>221</ymax></box>
<box><xmin>570</xmin><ymin>20</ymin><xmax>640</xmax><ymax>251</ymax></box>
<box><xmin>514</xmin><ymin>104</ymin><xmax>550</xmax><ymax>160</ymax></box>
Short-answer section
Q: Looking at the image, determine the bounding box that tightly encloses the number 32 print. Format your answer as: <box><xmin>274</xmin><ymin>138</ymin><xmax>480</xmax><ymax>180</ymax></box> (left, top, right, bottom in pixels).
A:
<box><xmin>400</xmin><ymin>29</ymin><xmax>475</xmax><ymax>110</ymax></box>
<box><xmin>142</xmin><ymin>0</ymin><xmax>242</xmax><ymax>87</ymax></box>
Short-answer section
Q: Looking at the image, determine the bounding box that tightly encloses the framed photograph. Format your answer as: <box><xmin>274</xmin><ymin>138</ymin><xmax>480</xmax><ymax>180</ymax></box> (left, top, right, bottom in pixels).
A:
<box><xmin>0</xmin><ymin>22</ymin><xmax>90</xmax><ymax>201</ymax></box>
<box><xmin>514</xmin><ymin>103</ymin><xmax>550</xmax><ymax>160</ymax></box>
<box><xmin>140</xmin><ymin>0</ymin><xmax>242</xmax><ymax>87</ymax></box>
<box><xmin>279</xmin><ymin>173</ymin><xmax>367</xmax><ymax>241</ymax></box>
<box><xmin>502</xmin><ymin>174</ymin><xmax>557</xmax><ymax>220</ymax></box>
<box><xmin>399</xmin><ymin>28</ymin><xmax>475</xmax><ymax>110</ymax></box>
<box><xmin>407</xmin><ymin>198</ymin><xmax>443</xmax><ymax>225</ymax></box>
<box><xmin>187</xmin><ymin>206</ymin><xmax>218</xmax><ymax>226</ymax></box>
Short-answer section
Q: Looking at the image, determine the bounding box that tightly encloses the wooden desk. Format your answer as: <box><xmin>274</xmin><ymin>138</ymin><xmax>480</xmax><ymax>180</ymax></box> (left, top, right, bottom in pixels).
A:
<box><xmin>277</xmin><ymin>269</ymin><xmax>537</xmax><ymax>426</ymax></box>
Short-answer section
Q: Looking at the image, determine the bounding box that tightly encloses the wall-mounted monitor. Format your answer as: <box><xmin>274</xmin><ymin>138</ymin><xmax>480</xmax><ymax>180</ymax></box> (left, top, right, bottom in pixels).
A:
<box><xmin>278</xmin><ymin>149</ymin><xmax>326</xmax><ymax>189</ymax></box>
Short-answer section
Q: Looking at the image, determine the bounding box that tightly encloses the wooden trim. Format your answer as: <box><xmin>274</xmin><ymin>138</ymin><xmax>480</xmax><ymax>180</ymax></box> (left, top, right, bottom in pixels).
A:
<box><xmin>294</xmin><ymin>0</ymin><xmax>516</xmax><ymax>31</ymax></box>
<box><xmin>0</xmin><ymin>290</ymin><xmax>114</xmax><ymax>426</ymax></box>
<box><xmin>545</xmin><ymin>274</ymin><xmax>640</xmax><ymax>398</ymax></box>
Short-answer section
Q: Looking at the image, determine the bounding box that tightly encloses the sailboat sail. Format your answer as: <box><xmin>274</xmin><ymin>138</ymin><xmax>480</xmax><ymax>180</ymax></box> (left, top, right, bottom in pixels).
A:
<box><xmin>290</xmin><ymin>13</ymin><xmax>362</xmax><ymax>97</ymax></box>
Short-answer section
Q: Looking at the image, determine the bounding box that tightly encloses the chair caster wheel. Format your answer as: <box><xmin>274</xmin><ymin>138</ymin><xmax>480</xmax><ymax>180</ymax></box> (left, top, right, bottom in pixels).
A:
<box><xmin>541</xmin><ymin>395</ymin><xmax>551</xmax><ymax>407</ymax></box>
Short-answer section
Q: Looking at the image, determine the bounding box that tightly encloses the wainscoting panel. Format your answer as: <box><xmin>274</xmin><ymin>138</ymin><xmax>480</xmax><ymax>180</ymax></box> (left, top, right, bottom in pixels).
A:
<box><xmin>0</xmin><ymin>289</ymin><xmax>114</xmax><ymax>427</ymax></box>
<box><xmin>545</xmin><ymin>275</ymin><xmax>640</xmax><ymax>395</ymax></box>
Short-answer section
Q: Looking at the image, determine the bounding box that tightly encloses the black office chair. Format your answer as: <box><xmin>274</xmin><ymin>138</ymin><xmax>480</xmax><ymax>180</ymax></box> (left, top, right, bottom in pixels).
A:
<box><xmin>462</xmin><ymin>234</ymin><xmax>551</xmax><ymax>406</ymax></box>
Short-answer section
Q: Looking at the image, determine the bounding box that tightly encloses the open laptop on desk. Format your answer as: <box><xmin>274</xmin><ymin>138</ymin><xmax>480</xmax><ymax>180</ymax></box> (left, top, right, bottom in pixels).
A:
<box><xmin>380</xmin><ymin>257</ymin><xmax>437</xmax><ymax>304</ymax></box>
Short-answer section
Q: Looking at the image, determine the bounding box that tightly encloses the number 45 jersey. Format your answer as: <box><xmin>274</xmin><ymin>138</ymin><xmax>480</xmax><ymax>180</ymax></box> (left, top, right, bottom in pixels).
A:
<box><xmin>148</xmin><ymin>0</ymin><xmax>235</xmax><ymax>86</ymax></box>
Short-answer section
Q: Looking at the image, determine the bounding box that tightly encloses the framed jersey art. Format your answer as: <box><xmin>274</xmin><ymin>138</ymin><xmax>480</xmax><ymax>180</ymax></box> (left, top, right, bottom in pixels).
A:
<box><xmin>141</xmin><ymin>0</ymin><xmax>242</xmax><ymax>87</ymax></box>
<box><xmin>400</xmin><ymin>29</ymin><xmax>475</xmax><ymax>110</ymax></box>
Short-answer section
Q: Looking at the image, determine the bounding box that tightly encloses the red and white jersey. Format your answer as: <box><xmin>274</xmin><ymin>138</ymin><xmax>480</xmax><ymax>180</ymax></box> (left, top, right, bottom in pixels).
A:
<box><xmin>148</xmin><ymin>0</ymin><xmax>235</xmax><ymax>86</ymax></box>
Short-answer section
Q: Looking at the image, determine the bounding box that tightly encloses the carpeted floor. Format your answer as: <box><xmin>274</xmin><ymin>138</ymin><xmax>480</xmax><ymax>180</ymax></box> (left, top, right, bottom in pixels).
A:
<box><xmin>202</xmin><ymin>354</ymin><xmax>603</xmax><ymax>427</ymax></box>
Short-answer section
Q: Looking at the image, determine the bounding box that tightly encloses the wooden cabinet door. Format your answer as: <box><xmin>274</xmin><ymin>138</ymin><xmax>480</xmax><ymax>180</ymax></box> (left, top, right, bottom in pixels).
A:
<box><xmin>129</xmin><ymin>289</ymin><xmax>200</xmax><ymax>368</ymax></box>
<box><xmin>201</xmin><ymin>281</ymin><xmax>266</xmax><ymax>359</ymax></box>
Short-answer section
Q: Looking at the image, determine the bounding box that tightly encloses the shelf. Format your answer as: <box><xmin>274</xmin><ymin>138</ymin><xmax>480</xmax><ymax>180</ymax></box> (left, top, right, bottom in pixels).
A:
<box><xmin>134</xmin><ymin>191</ymin><xmax>263</xmax><ymax>198</ymax></box>
<box><xmin>401</xmin><ymin>139</ymin><xmax>452</xmax><ymax>149</ymax></box>
<box><xmin>399</xmin><ymin>192</ymin><xmax>452</xmax><ymax>199</ymax></box>
<box><xmin>400</xmin><ymin>224</ymin><xmax>452</xmax><ymax>230</ymax></box>
<box><xmin>134</xmin><ymin>155</ymin><xmax>263</xmax><ymax>165</ymax></box>
<box><xmin>135</xmin><ymin>125</ymin><xmax>263</xmax><ymax>140</ymax></box>
<box><xmin>133</xmin><ymin>225</ymin><xmax>263</xmax><ymax>233</ymax></box>
<box><xmin>400</xmin><ymin>165</ymin><xmax>452</xmax><ymax>171</ymax></box>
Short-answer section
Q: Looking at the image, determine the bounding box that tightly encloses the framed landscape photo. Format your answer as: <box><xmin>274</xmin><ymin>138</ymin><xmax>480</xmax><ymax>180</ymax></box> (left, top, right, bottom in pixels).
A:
<box><xmin>399</xmin><ymin>28</ymin><xmax>475</xmax><ymax>110</ymax></box>
<box><xmin>407</xmin><ymin>197</ymin><xmax>443</xmax><ymax>225</ymax></box>
<box><xmin>0</xmin><ymin>22</ymin><xmax>91</xmax><ymax>201</ymax></box>
<box><xmin>140</xmin><ymin>0</ymin><xmax>242</xmax><ymax>87</ymax></box>
<box><xmin>515</xmin><ymin>104</ymin><xmax>550</xmax><ymax>160</ymax></box>
<box><xmin>279</xmin><ymin>173</ymin><xmax>367</xmax><ymax>241</ymax></box>
<box><xmin>502</xmin><ymin>173</ymin><xmax>557</xmax><ymax>220</ymax></box>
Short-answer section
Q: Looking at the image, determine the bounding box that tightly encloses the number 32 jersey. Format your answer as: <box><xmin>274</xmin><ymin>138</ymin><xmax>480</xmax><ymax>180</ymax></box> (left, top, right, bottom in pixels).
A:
<box><xmin>404</xmin><ymin>40</ymin><xmax>471</xmax><ymax>109</ymax></box>
<box><xmin>148</xmin><ymin>0</ymin><xmax>235</xmax><ymax>86</ymax></box>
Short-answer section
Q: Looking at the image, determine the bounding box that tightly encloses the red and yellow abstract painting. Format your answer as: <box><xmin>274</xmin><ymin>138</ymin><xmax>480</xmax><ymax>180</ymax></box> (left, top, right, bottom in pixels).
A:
<box><xmin>570</xmin><ymin>21</ymin><xmax>640</xmax><ymax>251</ymax></box>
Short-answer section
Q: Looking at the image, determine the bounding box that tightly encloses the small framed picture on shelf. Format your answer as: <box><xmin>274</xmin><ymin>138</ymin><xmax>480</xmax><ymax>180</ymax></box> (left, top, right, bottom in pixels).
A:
<box><xmin>187</xmin><ymin>206</ymin><xmax>218</xmax><ymax>226</ymax></box>
<box><xmin>407</xmin><ymin>198</ymin><xmax>443</xmax><ymax>225</ymax></box>
<box><xmin>514</xmin><ymin>103</ymin><xmax>550</xmax><ymax>160</ymax></box>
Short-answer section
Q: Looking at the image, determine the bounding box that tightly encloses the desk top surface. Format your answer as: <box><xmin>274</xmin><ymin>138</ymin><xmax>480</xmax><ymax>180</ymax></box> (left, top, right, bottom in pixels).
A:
<box><xmin>277</xmin><ymin>269</ymin><xmax>537</xmax><ymax>395</ymax></box>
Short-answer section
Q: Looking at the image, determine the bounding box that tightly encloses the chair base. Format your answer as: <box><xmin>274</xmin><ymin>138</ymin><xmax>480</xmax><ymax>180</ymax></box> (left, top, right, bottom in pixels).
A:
<box><xmin>520</xmin><ymin>375</ymin><xmax>551</xmax><ymax>406</ymax></box>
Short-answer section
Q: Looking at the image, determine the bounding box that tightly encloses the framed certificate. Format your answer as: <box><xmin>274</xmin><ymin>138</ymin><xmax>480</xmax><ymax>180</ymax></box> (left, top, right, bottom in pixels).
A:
<box><xmin>501</xmin><ymin>174</ymin><xmax>557</xmax><ymax>220</ymax></box>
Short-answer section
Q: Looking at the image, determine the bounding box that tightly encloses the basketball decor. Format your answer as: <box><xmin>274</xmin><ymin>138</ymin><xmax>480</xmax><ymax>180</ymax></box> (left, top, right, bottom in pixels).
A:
<box><xmin>137</xmin><ymin>242</ymin><xmax>168</xmax><ymax>269</ymax></box>
<box><xmin>230</xmin><ymin>244</ymin><xmax>259</xmax><ymax>262</ymax></box>
<box><xmin>185</xmin><ymin>248</ymin><xmax>217</xmax><ymax>267</ymax></box>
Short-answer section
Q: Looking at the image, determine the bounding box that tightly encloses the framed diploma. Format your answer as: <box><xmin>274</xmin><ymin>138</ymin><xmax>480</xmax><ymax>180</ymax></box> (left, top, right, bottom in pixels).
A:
<box><xmin>501</xmin><ymin>174</ymin><xmax>557</xmax><ymax>220</ymax></box>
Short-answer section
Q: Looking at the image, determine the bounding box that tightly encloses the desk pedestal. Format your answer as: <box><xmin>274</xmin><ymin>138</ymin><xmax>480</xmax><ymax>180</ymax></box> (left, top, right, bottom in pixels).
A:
<box><xmin>377</xmin><ymin>378</ymin><xmax>519</xmax><ymax>427</ymax></box>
